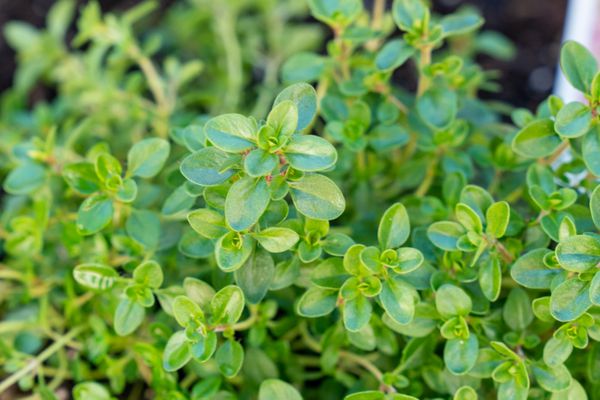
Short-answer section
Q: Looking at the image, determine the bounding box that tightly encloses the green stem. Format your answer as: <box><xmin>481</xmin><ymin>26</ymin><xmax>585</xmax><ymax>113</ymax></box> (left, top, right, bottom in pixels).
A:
<box><xmin>339</xmin><ymin>351</ymin><xmax>396</xmax><ymax>393</ymax></box>
<box><xmin>365</xmin><ymin>0</ymin><xmax>386</xmax><ymax>51</ymax></box>
<box><xmin>0</xmin><ymin>326</ymin><xmax>85</xmax><ymax>394</ymax></box>
<box><xmin>213</xmin><ymin>305</ymin><xmax>259</xmax><ymax>332</ymax></box>
<box><xmin>212</xmin><ymin>2</ymin><xmax>242</xmax><ymax>112</ymax></box>
<box><xmin>415</xmin><ymin>154</ymin><xmax>439</xmax><ymax>197</ymax></box>
<box><xmin>299</xmin><ymin>322</ymin><xmax>322</xmax><ymax>353</ymax></box>
<box><xmin>543</xmin><ymin>141</ymin><xmax>570</xmax><ymax>166</ymax></box>
<box><xmin>417</xmin><ymin>45</ymin><xmax>432</xmax><ymax>96</ymax></box>
<box><xmin>357</xmin><ymin>151</ymin><xmax>367</xmax><ymax>180</ymax></box>
<box><xmin>127</xmin><ymin>44</ymin><xmax>170</xmax><ymax>138</ymax></box>
<box><xmin>495</xmin><ymin>241</ymin><xmax>515</xmax><ymax>264</ymax></box>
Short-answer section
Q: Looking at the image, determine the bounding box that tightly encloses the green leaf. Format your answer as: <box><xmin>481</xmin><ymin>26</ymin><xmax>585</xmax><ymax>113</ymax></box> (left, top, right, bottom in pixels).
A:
<box><xmin>311</xmin><ymin>258</ymin><xmax>350</xmax><ymax>289</ymax></box>
<box><xmin>555</xmin><ymin>235</ymin><xmax>600</xmax><ymax>272</ymax></box>
<box><xmin>215</xmin><ymin>340</ymin><xmax>244</xmax><ymax>378</ymax></box>
<box><xmin>532</xmin><ymin>297</ymin><xmax>554</xmax><ymax>322</ymax></box>
<box><xmin>76</xmin><ymin>194</ymin><xmax>113</xmax><ymax>235</ymax></box>
<box><xmin>126</xmin><ymin>138</ymin><xmax>170</xmax><ymax>178</ymax></box>
<box><xmin>440</xmin><ymin>11</ymin><xmax>483</xmax><ymax>37</ymax></box>
<box><xmin>163</xmin><ymin>331</ymin><xmax>191</xmax><ymax>371</ymax></box>
<box><xmin>427</xmin><ymin>221</ymin><xmax>465</xmax><ymax>251</ymax></box>
<box><xmin>183</xmin><ymin>278</ymin><xmax>215</xmax><ymax>308</ymax></box>
<box><xmin>543</xmin><ymin>337</ymin><xmax>573</xmax><ymax>367</ymax></box>
<box><xmin>116</xmin><ymin>178</ymin><xmax>137</xmax><ymax>203</ymax></box>
<box><xmin>593</xmin><ymin>71</ymin><xmax>600</xmax><ymax>100</ymax></box>
<box><xmin>589</xmin><ymin>272</ymin><xmax>600</xmax><ymax>305</ymax></box>
<box><xmin>344</xmin><ymin>391</ymin><xmax>385</xmax><ymax>400</ymax></box>
<box><xmin>244</xmin><ymin>149</ymin><xmax>278</xmax><ymax>177</ymax></box>
<box><xmin>343</xmin><ymin>294</ymin><xmax>372</xmax><ymax>332</ymax></box>
<box><xmin>582</xmin><ymin>124</ymin><xmax>600</xmax><ymax>177</ymax></box>
<box><xmin>497</xmin><ymin>379</ymin><xmax>528</xmax><ymax>400</ymax></box>
<box><xmin>126</xmin><ymin>209</ymin><xmax>160</xmax><ymax>248</ymax></box>
<box><xmin>62</xmin><ymin>162</ymin><xmax>100</xmax><ymax>195</ymax></box>
<box><xmin>234</xmin><ymin>248</ymin><xmax>274</xmax><ymax>304</ymax></box>
<box><xmin>215</xmin><ymin>232</ymin><xmax>254</xmax><ymax>272</ymax></box>
<box><xmin>296</xmin><ymin>287</ymin><xmax>338</xmax><ymax>317</ymax></box>
<box><xmin>308</xmin><ymin>0</ymin><xmax>362</xmax><ymax>26</ymax></box>
<box><xmin>211</xmin><ymin>285</ymin><xmax>245</xmax><ymax>325</ymax></box>
<box><xmin>73</xmin><ymin>263</ymin><xmax>118</xmax><ymax>291</ymax></box>
<box><xmin>512</xmin><ymin>119</ymin><xmax>562</xmax><ymax>158</ymax></box>
<box><xmin>417</xmin><ymin>86</ymin><xmax>457</xmax><ymax>130</ymax></box>
<box><xmin>444</xmin><ymin>334</ymin><xmax>478</xmax><ymax>375</ymax></box>
<box><xmin>456</xmin><ymin>203</ymin><xmax>483</xmax><ymax>233</ymax></box>
<box><xmin>273</xmin><ymin>83</ymin><xmax>317</xmax><ymax>132</ymax></box>
<box><xmin>531</xmin><ymin>363</ymin><xmax>572</xmax><ymax>393</ymax></box>
<box><xmin>479</xmin><ymin>257</ymin><xmax>501</xmax><ymax>301</ymax></box>
<box><xmin>172</xmin><ymin>295</ymin><xmax>204</xmax><ymax>327</ymax></box>
<box><xmin>191</xmin><ymin>331</ymin><xmax>217</xmax><ymax>362</ymax></box>
<box><xmin>281</xmin><ymin>52</ymin><xmax>326</xmax><ymax>84</ymax></box>
<box><xmin>3</xmin><ymin>161</ymin><xmax>46</xmax><ymax>195</ymax></box>
<box><xmin>394</xmin><ymin>247</ymin><xmax>424</xmax><ymax>274</ymax></box>
<box><xmin>252</xmin><ymin>227</ymin><xmax>299</xmax><ymax>253</ymax></box>
<box><xmin>289</xmin><ymin>174</ymin><xmax>345</xmax><ymax>220</ymax></box>
<box><xmin>191</xmin><ymin>376</ymin><xmax>222</xmax><ymax>399</ymax></box>
<box><xmin>179</xmin><ymin>230</ymin><xmax>214</xmax><ymax>258</ymax></box>
<box><xmin>460</xmin><ymin>185</ymin><xmax>494</xmax><ymax>221</ymax></box>
<box><xmin>510</xmin><ymin>249</ymin><xmax>559</xmax><ymax>289</ymax></box>
<box><xmin>267</xmin><ymin>100</ymin><xmax>298</xmax><ymax>137</ymax></box>
<box><xmin>225</xmin><ymin>177</ymin><xmax>270</xmax><ymax>231</ymax></box>
<box><xmin>180</xmin><ymin>147</ymin><xmax>236</xmax><ymax>186</ymax></box>
<box><xmin>503</xmin><ymin>288</ymin><xmax>533</xmax><ymax>331</ymax></box>
<box><xmin>114</xmin><ymin>297</ymin><xmax>145</xmax><ymax>336</ymax></box>
<box><xmin>322</xmin><ymin>233</ymin><xmax>355</xmax><ymax>256</ymax></box>
<box><xmin>591</xmin><ymin>185</ymin><xmax>600</xmax><ymax>230</ymax></box>
<box><xmin>486</xmin><ymin>201</ymin><xmax>510</xmax><ymax>238</ymax></box>
<box><xmin>379</xmin><ymin>277</ymin><xmax>416</xmax><ymax>325</ymax></box>
<box><xmin>187</xmin><ymin>208</ymin><xmax>228</xmax><ymax>239</ymax></box>
<box><xmin>560</xmin><ymin>40</ymin><xmax>598</xmax><ymax>93</ymax></box>
<box><xmin>94</xmin><ymin>153</ymin><xmax>122</xmax><ymax>183</ymax></box>
<box><xmin>284</xmin><ymin>135</ymin><xmax>337</xmax><ymax>172</ymax></box>
<box><xmin>554</xmin><ymin>102</ymin><xmax>593</xmax><ymax>138</ymax></box>
<box><xmin>258</xmin><ymin>379</ymin><xmax>303</xmax><ymax>400</ymax></box>
<box><xmin>551</xmin><ymin>278</ymin><xmax>592</xmax><ymax>322</ymax></box>
<box><xmin>205</xmin><ymin>114</ymin><xmax>256</xmax><ymax>153</ymax></box>
<box><xmin>454</xmin><ymin>385</ymin><xmax>478</xmax><ymax>400</ymax></box>
<box><xmin>375</xmin><ymin>39</ymin><xmax>415</xmax><ymax>71</ymax></box>
<box><xmin>378</xmin><ymin>203</ymin><xmax>410</xmax><ymax>249</ymax></box>
<box><xmin>392</xmin><ymin>0</ymin><xmax>428</xmax><ymax>31</ymax></box>
<box><xmin>72</xmin><ymin>382</ymin><xmax>111</xmax><ymax>400</ymax></box>
<box><xmin>435</xmin><ymin>284</ymin><xmax>472</xmax><ymax>318</ymax></box>
<box><xmin>133</xmin><ymin>261</ymin><xmax>163</xmax><ymax>288</ymax></box>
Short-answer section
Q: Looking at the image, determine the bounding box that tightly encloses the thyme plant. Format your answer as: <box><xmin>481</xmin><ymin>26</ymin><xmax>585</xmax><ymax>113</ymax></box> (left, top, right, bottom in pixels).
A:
<box><xmin>1</xmin><ymin>0</ymin><xmax>600</xmax><ymax>399</ymax></box>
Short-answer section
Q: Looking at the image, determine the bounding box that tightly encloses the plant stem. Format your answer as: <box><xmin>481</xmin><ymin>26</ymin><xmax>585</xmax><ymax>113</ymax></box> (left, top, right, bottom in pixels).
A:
<box><xmin>543</xmin><ymin>141</ymin><xmax>570</xmax><ymax>166</ymax></box>
<box><xmin>214</xmin><ymin>305</ymin><xmax>259</xmax><ymax>332</ymax></box>
<box><xmin>495</xmin><ymin>241</ymin><xmax>515</xmax><ymax>264</ymax></box>
<box><xmin>212</xmin><ymin>2</ymin><xmax>242</xmax><ymax>112</ymax></box>
<box><xmin>127</xmin><ymin>44</ymin><xmax>171</xmax><ymax>138</ymax></box>
<box><xmin>417</xmin><ymin>45</ymin><xmax>432</xmax><ymax>96</ymax></box>
<box><xmin>415</xmin><ymin>153</ymin><xmax>439</xmax><ymax>197</ymax></box>
<box><xmin>386</xmin><ymin>93</ymin><xmax>409</xmax><ymax>114</ymax></box>
<box><xmin>299</xmin><ymin>322</ymin><xmax>322</xmax><ymax>353</ymax></box>
<box><xmin>357</xmin><ymin>151</ymin><xmax>367</xmax><ymax>179</ymax></box>
<box><xmin>339</xmin><ymin>351</ymin><xmax>396</xmax><ymax>393</ymax></box>
<box><xmin>129</xmin><ymin>47</ymin><xmax>168</xmax><ymax>110</ymax></box>
<box><xmin>0</xmin><ymin>326</ymin><xmax>85</xmax><ymax>394</ymax></box>
<box><xmin>365</xmin><ymin>0</ymin><xmax>386</xmax><ymax>51</ymax></box>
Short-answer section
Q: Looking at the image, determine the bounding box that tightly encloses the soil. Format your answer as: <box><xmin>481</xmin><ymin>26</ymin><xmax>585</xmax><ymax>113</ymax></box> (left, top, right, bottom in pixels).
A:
<box><xmin>0</xmin><ymin>0</ymin><xmax>567</xmax><ymax>110</ymax></box>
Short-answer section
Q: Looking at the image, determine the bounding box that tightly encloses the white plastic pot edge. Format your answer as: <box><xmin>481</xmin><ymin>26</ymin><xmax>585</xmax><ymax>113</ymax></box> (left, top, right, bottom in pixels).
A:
<box><xmin>554</xmin><ymin>0</ymin><xmax>600</xmax><ymax>102</ymax></box>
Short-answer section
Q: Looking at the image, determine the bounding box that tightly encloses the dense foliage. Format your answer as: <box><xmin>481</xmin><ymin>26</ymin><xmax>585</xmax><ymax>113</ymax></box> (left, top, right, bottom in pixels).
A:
<box><xmin>1</xmin><ymin>0</ymin><xmax>600</xmax><ymax>399</ymax></box>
